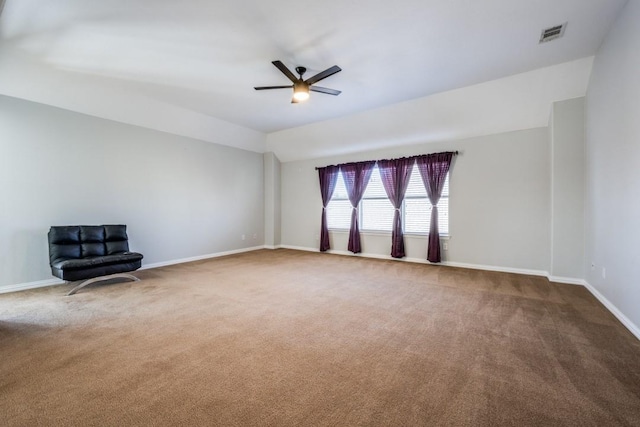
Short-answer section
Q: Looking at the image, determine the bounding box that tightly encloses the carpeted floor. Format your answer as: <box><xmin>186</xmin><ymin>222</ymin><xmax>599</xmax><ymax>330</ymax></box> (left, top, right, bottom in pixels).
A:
<box><xmin>1</xmin><ymin>249</ymin><xmax>639</xmax><ymax>426</ymax></box>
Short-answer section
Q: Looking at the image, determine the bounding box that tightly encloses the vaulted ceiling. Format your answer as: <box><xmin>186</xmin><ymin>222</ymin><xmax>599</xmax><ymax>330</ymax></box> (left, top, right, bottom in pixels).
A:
<box><xmin>0</xmin><ymin>0</ymin><xmax>628</xmax><ymax>158</ymax></box>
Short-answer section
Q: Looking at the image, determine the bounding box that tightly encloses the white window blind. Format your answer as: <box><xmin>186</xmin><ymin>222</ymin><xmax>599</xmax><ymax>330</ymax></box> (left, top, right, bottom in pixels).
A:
<box><xmin>361</xmin><ymin>168</ymin><xmax>394</xmax><ymax>231</ymax></box>
<box><xmin>326</xmin><ymin>173</ymin><xmax>351</xmax><ymax>230</ymax></box>
<box><xmin>326</xmin><ymin>164</ymin><xmax>449</xmax><ymax>235</ymax></box>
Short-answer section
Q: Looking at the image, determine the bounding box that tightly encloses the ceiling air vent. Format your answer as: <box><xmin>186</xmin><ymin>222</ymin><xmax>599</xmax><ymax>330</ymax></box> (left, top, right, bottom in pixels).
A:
<box><xmin>539</xmin><ymin>22</ymin><xmax>567</xmax><ymax>43</ymax></box>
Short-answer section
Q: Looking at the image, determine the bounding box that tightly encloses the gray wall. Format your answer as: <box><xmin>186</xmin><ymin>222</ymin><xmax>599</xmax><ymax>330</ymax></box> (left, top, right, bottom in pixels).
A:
<box><xmin>263</xmin><ymin>152</ymin><xmax>281</xmax><ymax>248</ymax></box>
<box><xmin>550</xmin><ymin>98</ymin><xmax>585</xmax><ymax>279</ymax></box>
<box><xmin>585</xmin><ymin>0</ymin><xmax>640</xmax><ymax>331</ymax></box>
<box><xmin>281</xmin><ymin>128</ymin><xmax>551</xmax><ymax>273</ymax></box>
<box><xmin>0</xmin><ymin>95</ymin><xmax>264</xmax><ymax>288</ymax></box>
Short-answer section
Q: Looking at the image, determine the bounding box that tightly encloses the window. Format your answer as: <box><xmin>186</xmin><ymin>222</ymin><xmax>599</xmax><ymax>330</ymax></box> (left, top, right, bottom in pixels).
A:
<box><xmin>327</xmin><ymin>164</ymin><xmax>449</xmax><ymax>235</ymax></box>
<box><xmin>326</xmin><ymin>174</ymin><xmax>352</xmax><ymax>230</ymax></box>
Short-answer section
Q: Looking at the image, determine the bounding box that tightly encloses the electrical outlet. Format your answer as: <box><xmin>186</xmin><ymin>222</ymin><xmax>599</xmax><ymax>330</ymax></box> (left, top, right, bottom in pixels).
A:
<box><xmin>602</xmin><ymin>267</ymin><xmax>606</xmax><ymax>279</ymax></box>
<box><xmin>443</xmin><ymin>242</ymin><xmax>449</xmax><ymax>251</ymax></box>
<box><xmin>253</xmin><ymin>234</ymin><xmax>257</xmax><ymax>239</ymax></box>
<box><xmin>241</xmin><ymin>234</ymin><xmax>245</xmax><ymax>240</ymax></box>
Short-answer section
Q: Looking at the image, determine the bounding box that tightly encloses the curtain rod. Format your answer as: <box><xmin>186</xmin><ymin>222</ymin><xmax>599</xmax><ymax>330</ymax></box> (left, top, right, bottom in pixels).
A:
<box><xmin>315</xmin><ymin>151</ymin><xmax>458</xmax><ymax>170</ymax></box>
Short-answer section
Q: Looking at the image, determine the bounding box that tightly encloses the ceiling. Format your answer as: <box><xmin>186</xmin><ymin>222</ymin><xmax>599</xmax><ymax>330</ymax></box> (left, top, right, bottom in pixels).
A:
<box><xmin>0</xmin><ymin>0</ymin><xmax>627</xmax><ymax>137</ymax></box>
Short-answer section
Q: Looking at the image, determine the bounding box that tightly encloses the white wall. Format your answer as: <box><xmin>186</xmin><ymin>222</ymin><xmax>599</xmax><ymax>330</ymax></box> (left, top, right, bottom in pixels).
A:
<box><xmin>550</xmin><ymin>97</ymin><xmax>585</xmax><ymax>280</ymax></box>
<box><xmin>281</xmin><ymin>128</ymin><xmax>551</xmax><ymax>273</ymax></box>
<box><xmin>0</xmin><ymin>95</ymin><xmax>264</xmax><ymax>289</ymax></box>
<box><xmin>584</xmin><ymin>0</ymin><xmax>640</xmax><ymax>334</ymax></box>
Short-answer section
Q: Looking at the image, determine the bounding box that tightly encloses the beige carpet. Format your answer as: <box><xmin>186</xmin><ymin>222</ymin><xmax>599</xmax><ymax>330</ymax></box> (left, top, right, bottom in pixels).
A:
<box><xmin>1</xmin><ymin>249</ymin><xmax>639</xmax><ymax>426</ymax></box>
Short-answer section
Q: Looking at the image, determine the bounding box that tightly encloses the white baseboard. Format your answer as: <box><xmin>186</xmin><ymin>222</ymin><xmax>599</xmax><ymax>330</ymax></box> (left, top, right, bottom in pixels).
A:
<box><xmin>0</xmin><ymin>246</ymin><xmax>585</xmax><ymax>295</ymax></box>
<box><xmin>140</xmin><ymin>245</ymin><xmax>266</xmax><ymax>270</ymax></box>
<box><xmin>278</xmin><ymin>244</ymin><xmax>549</xmax><ymax>277</ymax></box>
<box><xmin>0</xmin><ymin>246</ymin><xmax>266</xmax><ymax>294</ymax></box>
<box><xmin>583</xmin><ymin>281</ymin><xmax>640</xmax><ymax>341</ymax></box>
<box><xmin>441</xmin><ymin>260</ymin><xmax>548</xmax><ymax>277</ymax></box>
<box><xmin>277</xmin><ymin>244</ymin><xmax>317</xmax><ymax>252</ymax></box>
<box><xmin>4</xmin><ymin>245</ymin><xmax>638</xmax><ymax>342</ymax></box>
<box><xmin>0</xmin><ymin>278</ymin><xmax>64</xmax><ymax>294</ymax></box>
<box><xmin>548</xmin><ymin>276</ymin><xmax>586</xmax><ymax>286</ymax></box>
<box><xmin>278</xmin><ymin>244</ymin><xmax>639</xmax><ymax>341</ymax></box>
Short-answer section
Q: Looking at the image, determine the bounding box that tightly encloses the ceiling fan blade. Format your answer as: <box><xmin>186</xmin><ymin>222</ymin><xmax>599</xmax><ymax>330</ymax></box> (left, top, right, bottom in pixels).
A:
<box><xmin>305</xmin><ymin>65</ymin><xmax>341</xmax><ymax>85</ymax></box>
<box><xmin>254</xmin><ymin>85</ymin><xmax>293</xmax><ymax>90</ymax></box>
<box><xmin>272</xmin><ymin>60</ymin><xmax>298</xmax><ymax>83</ymax></box>
<box><xmin>310</xmin><ymin>86</ymin><xmax>341</xmax><ymax>96</ymax></box>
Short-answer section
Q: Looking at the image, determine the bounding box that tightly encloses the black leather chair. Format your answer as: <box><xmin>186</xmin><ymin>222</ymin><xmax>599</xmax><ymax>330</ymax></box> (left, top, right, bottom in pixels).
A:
<box><xmin>48</xmin><ymin>225</ymin><xmax>143</xmax><ymax>295</ymax></box>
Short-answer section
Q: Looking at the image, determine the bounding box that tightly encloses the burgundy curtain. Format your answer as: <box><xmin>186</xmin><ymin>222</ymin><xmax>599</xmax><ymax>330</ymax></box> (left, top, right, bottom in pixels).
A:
<box><xmin>318</xmin><ymin>165</ymin><xmax>340</xmax><ymax>252</ymax></box>
<box><xmin>341</xmin><ymin>161</ymin><xmax>375</xmax><ymax>253</ymax></box>
<box><xmin>378</xmin><ymin>158</ymin><xmax>415</xmax><ymax>258</ymax></box>
<box><xmin>416</xmin><ymin>152</ymin><xmax>454</xmax><ymax>263</ymax></box>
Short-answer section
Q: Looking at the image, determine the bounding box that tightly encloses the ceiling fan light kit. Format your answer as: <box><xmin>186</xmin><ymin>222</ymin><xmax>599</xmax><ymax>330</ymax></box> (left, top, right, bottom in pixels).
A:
<box><xmin>255</xmin><ymin>60</ymin><xmax>341</xmax><ymax>103</ymax></box>
<box><xmin>293</xmin><ymin>81</ymin><xmax>310</xmax><ymax>102</ymax></box>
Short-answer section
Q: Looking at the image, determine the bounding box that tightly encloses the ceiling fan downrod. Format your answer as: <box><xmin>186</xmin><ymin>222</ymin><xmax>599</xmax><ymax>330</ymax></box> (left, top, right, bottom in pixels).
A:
<box><xmin>295</xmin><ymin>66</ymin><xmax>307</xmax><ymax>79</ymax></box>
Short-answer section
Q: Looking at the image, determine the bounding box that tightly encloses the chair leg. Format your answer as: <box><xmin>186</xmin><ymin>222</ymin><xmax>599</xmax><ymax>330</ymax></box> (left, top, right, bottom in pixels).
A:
<box><xmin>67</xmin><ymin>273</ymin><xmax>140</xmax><ymax>296</ymax></box>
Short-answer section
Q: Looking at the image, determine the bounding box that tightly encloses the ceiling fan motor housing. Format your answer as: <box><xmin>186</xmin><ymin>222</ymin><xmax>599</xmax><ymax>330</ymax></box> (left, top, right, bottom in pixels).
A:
<box><xmin>294</xmin><ymin>80</ymin><xmax>309</xmax><ymax>92</ymax></box>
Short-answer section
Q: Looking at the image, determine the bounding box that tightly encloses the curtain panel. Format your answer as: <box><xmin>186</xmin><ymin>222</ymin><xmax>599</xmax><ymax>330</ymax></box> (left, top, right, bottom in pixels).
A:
<box><xmin>378</xmin><ymin>158</ymin><xmax>415</xmax><ymax>258</ymax></box>
<box><xmin>317</xmin><ymin>165</ymin><xmax>340</xmax><ymax>252</ymax></box>
<box><xmin>341</xmin><ymin>161</ymin><xmax>375</xmax><ymax>253</ymax></box>
<box><xmin>416</xmin><ymin>152</ymin><xmax>454</xmax><ymax>263</ymax></box>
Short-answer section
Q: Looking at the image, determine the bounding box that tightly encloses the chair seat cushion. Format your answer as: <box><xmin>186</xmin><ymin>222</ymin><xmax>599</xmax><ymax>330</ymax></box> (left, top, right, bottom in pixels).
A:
<box><xmin>52</xmin><ymin>252</ymin><xmax>144</xmax><ymax>271</ymax></box>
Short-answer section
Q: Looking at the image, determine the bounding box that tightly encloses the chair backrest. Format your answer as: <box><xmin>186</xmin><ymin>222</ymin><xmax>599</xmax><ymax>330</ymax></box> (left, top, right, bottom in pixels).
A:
<box><xmin>48</xmin><ymin>225</ymin><xmax>130</xmax><ymax>264</ymax></box>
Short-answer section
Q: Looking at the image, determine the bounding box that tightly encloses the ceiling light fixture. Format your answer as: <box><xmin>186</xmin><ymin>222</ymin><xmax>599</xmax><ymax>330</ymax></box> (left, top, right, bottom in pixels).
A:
<box><xmin>293</xmin><ymin>81</ymin><xmax>310</xmax><ymax>102</ymax></box>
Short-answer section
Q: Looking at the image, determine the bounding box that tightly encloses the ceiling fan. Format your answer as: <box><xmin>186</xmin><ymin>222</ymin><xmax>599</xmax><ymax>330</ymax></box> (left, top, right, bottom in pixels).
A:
<box><xmin>254</xmin><ymin>60</ymin><xmax>342</xmax><ymax>103</ymax></box>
